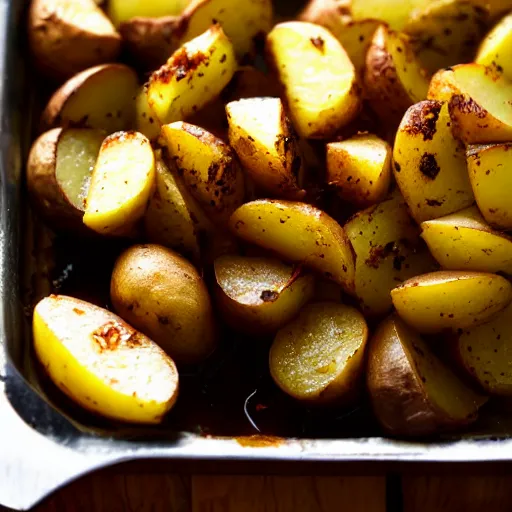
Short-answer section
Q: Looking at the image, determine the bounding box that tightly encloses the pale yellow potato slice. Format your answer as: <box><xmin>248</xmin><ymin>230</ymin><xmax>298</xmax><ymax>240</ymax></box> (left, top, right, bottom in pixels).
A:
<box><xmin>108</xmin><ymin>0</ymin><xmax>189</xmax><ymax>26</ymax></box>
<box><xmin>421</xmin><ymin>207</ymin><xmax>512</xmax><ymax>274</ymax></box>
<box><xmin>351</xmin><ymin>0</ymin><xmax>429</xmax><ymax>30</ymax></box>
<box><xmin>84</xmin><ymin>131</ymin><xmax>155</xmax><ymax>236</ymax></box>
<box><xmin>270</xmin><ymin>302</ymin><xmax>368</xmax><ymax>405</ymax></box>
<box><xmin>391</xmin><ymin>271</ymin><xmax>512</xmax><ymax>333</ymax></box>
<box><xmin>33</xmin><ymin>295</ymin><xmax>179</xmax><ymax>424</ymax></box>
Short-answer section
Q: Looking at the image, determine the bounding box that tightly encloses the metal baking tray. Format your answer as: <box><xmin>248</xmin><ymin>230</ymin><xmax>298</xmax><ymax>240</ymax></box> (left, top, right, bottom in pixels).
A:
<box><xmin>3</xmin><ymin>0</ymin><xmax>512</xmax><ymax>510</ymax></box>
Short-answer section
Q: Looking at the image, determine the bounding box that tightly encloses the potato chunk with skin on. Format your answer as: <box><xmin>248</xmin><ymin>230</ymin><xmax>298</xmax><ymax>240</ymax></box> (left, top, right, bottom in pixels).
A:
<box><xmin>391</xmin><ymin>271</ymin><xmax>512</xmax><ymax>333</ymax></box>
<box><xmin>266</xmin><ymin>21</ymin><xmax>361</xmax><ymax>139</ymax></box>
<box><xmin>33</xmin><ymin>295</ymin><xmax>179</xmax><ymax>424</ymax></box>
<box><xmin>229</xmin><ymin>200</ymin><xmax>356</xmax><ymax>294</ymax></box>
<box><xmin>327</xmin><ymin>133</ymin><xmax>392</xmax><ymax>208</ymax></box>
<box><xmin>421</xmin><ymin>207</ymin><xmax>512</xmax><ymax>274</ymax></box>
<box><xmin>368</xmin><ymin>314</ymin><xmax>486</xmax><ymax>437</ymax></box>
<box><xmin>84</xmin><ymin>131</ymin><xmax>155</xmax><ymax>236</ymax></box>
<box><xmin>146</xmin><ymin>24</ymin><xmax>236</xmax><ymax>125</ymax></box>
<box><xmin>270</xmin><ymin>302</ymin><xmax>368</xmax><ymax>405</ymax></box>
<box><xmin>393</xmin><ymin>100</ymin><xmax>474</xmax><ymax>223</ymax></box>
<box><xmin>226</xmin><ymin>98</ymin><xmax>305</xmax><ymax>200</ymax></box>
<box><xmin>214</xmin><ymin>255</ymin><xmax>315</xmax><ymax>335</ymax></box>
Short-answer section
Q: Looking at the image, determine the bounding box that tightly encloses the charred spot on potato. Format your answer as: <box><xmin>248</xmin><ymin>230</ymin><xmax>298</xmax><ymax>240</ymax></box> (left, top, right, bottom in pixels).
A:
<box><xmin>92</xmin><ymin>321</ymin><xmax>144</xmax><ymax>352</ymax></box>
<box><xmin>404</xmin><ymin>101</ymin><xmax>442</xmax><ymax>141</ymax></box>
<box><xmin>310</xmin><ymin>37</ymin><xmax>325</xmax><ymax>53</ymax></box>
<box><xmin>419</xmin><ymin>153</ymin><xmax>440</xmax><ymax>179</ymax></box>
<box><xmin>449</xmin><ymin>95</ymin><xmax>488</xmax><ymax>119</ymax></box>
<box><xmin>260</xmin><ymin>290</ymin><xmax>279</xmax><ymax>302</ymax></box>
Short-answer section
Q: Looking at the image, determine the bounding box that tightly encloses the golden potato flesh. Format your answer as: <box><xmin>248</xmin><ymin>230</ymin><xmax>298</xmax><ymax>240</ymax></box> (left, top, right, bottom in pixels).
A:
<box><xmin>229</xmin><ymin>200</ymin><xmax>356</xmax><ymax>293</ymax></box>
<box><xmin>110</xmin><ymin>244</ymin><xmax>217</xmax><ymax>365</ymax></box>
<box><xmin>421</xmin><ymin>206</ymin><xmax>512</xmax><ymax>274</ymax></box>
<box><xmin>327</xmin><ymin>133</ymin><xmax>392</xmax><ymax>208</ymax></box>
<box><xmin>427</xmin><ymin>67</ymin><xmax>459</xmax><ymax>102</ymax></box>
<box><xmin>393</xmin><ymin>100</ymin><xmax>474</xmax><ymax>223</ymax></box>
<box><xmin>270</xmin><ymin>302</ymin><xmax>368</xmax><ymax>405</ymax></box>
<box><xmin>147</xmin><ymin>24</ymin><xmax>236</xmax><ymax>125</ymax></box>
<box><xmin>135</xmin><ymin>86</ymin><xmax>161</xmax><ymax>141</ymax></box>
<box><xmin>226</xmin><ymin>98</ymin><xmax>305</xmax><ymax>200</ymax></box>
<box><xmin>41</xmin><ymin>64</ymin><xmax>139</xmax><ymax>133</ymax></box>
<box><xmin>33</xmin><ymin>295</ymin><xmax>179</xmax><ymax>424</ymax></box>
<box><xmin>467</xmin><ymin>143</ymin><xmax>512</xmax><ymax>230</ymax></box>
<box><xmin>391</xmin><ymin>271</ymin><xmax>512</xmax><ymax>333</ymax></box>
<box><xmin>28</xmin><ymin>0</ymin><xmax>121</xmax><ymax>81</ymax></box>
<box><xmin>108</xmin><ymin>0</ymin><xmax>188</xmax><ymax>26</ymax></box>
<box><xmin>266</xmin><ymin>21</ymin><xmax>361</xmax><ymax>139</ymax></box>
<box><xmin>344</xmin><ymin>192</ymin><xmax>436</xmax><ymax>317</ymax></box>
<box><xmin>214</xmin><ymin>255</ymin><xmax>315</xmax><ymax>335</ymax></box>
<box><xmin>160</xmin><ymin>122</ymin><xmax>245</xmax><ymax>225</ymax></box>
<box><xmin>83</xmin><ymin>131</ymin><xmax>155</xmax><ymax>236</ymax></box>
<box><xmin>367</xmin><ymin>314</ymin><xmax>486</xmax><ymax>437</ymax></box>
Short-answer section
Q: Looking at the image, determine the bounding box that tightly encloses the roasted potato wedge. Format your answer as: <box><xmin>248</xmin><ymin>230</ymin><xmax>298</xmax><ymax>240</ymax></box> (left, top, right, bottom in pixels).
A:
<box><xmin>146</xmin><ymin>24</ymin><xmax>236</xmax><ymax>125</ymax></box>
<box><xmin>214</xmin><ymin>255</ymin><xmax>315</xmax><ymax>335</ymax></box>
<box><xmin>108</xmin><ymin>0</ymin><xmax>188</xmax><ymax>26</ymax></box>
<box><xmin>27</xmin><ymin>127</ymin><xmax>105</xmax><ymax>232</ymax></box>
<box><xmin>391</xmin><ymin>271</ymin><xmax>512</xmax><ymax>333</ymax></box>
<box><xmin>327</xmin><ymin>133</ymin><xmax>392</xmax><ymax>208</ymax></box>
<box><xmin>41</xmin><ymin>64</ymin><xmax>139</xmax><ymax>133</ymax></box>
<box><xmin>364</xmin><ymin>25</ymin><xmax>429</xmax><ymax>127</ymax></box>
<box><xmin>421</xmin><ymin>207</ymin><xmax>512</xmax><ymax>274</ymax></box>
<box><xmin>33</xmin><ymin>295</ymin><xmax>179</xmax><ymax>424</ymax></box>
<box><xmin>84</xmin><ymin>131</ymin><xmax>155</xmax><ymax>236</ymax></box>
<box><xmin>226</xmin><ymin>98</ymin><xmax>305</xmax><ymax>200</ymax></box>
<box><xmin>367</xmin><ymin>314</ymin><xmax>486</xmax><ymax>437</ymax></box>
<box><xmin>160</xmin><ymin>122</ymin><xmax>245</xmax><ymax>225</ymax></box>
<box><xmin>270</xmin><ymin>302</ymin><xmax>368</xmax><ymax>405</ymax></box>
<box><xmin>344</xmin><ymin>193</ymin><xmax>437</xmax><ymax>317</ymax></box>
<box><xmin>457</xmin><ymin>302</ymin><xmax>512</xmax><ymax>395</ymax></box>
<box><xmin>135</xmin><ymin>85</ymin><xmax>161</xmax><ymax>141</ymax></box>
<box><xmin>28</xmin><ymin>0</ymin><xmax>121</xmax><ymax>81</ymax></box>
<box><xmin>111</xmin><ymin>244</ymin><xmax>217</xmax><ymax>365</ymax></box>
<box><xmin>393</xmin><ymin>100</ymin><xmax>474</xmax><ymax>223</ymax></box>
<box><xmin>467</xmin><ymin>143</ymin><xmax>512</xmax><ymax>231</ymax></box>
<box><xmin>266</xmin><ymin>21</ymin><xmax>361</xmax><ymax>139</ymax></box>
<box><xmin>229</xmin><ymin>200</ymin><xmax>356</xmax><ymax>293</ymax></box>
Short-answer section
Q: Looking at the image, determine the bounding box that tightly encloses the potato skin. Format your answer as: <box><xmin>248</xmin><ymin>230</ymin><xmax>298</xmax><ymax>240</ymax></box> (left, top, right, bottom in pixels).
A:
<box><xmin>110</xmin><ymin>244</ymin><xmax>217</xmax><ymax>365</ymax></box>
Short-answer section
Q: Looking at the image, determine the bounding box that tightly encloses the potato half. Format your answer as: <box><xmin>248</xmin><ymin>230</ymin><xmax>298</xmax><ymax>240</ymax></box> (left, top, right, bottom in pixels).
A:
<box><xmin>226</xmin><ymin>98</ymin><xmax>305</xmax><ymax>200</ymax></box>
<box><xmin>270</xmin><ymin>302</ymin><xmax>368</xmax><ymax>405</ymax></box>
<box><xmin>27</xmin><ymin>127</ymin><xmax>105</xmax><ymax>232</ymax></box>
<box><xmin>367</xmin><ymin>314</ymin><xmax>486</xmax><ymax>437</ymax></box>
<box><xmin>28</xmin><ymin>0</ymin><xmax>121</xmax><ymax>81</ymax></box>
<box><xmin>391</xmin><ymin>271</ymin><xmax>512</xmax><ymax>333</ymax></box>
<box><xmin>111</xmin><ymin>244</ymin><xmax>217</xmax><ymax>365</ymax></box>
<box><xmin>393</xmin><ymin>100</ymin><xmax>474</xmax><ymax>223</ymax></box>
<box><xmin>33</xmin><ymin>295</ymin><xmax>179</xmax><ymax>424</ymax></box>
<box><xmin>214</xmin><ymin>255</ymin><xmax>315</xmax><ymax>335</ymax></box>
<box><xmin>83</xmin><ymin>131</ymin><xmax>155</xmax><ymax>236</ymax></box>
<box><xmin>108</xmin><ymin>0</ymin><xmax>189</xmax><ymax>26</ymax></box>
<box><xmin>229</xmin><ymin>200</ymin><xmax>356</xmax><ymax>293</ymax></box>
<box><xmin>421</xmin><ymin>207</ymin><xmax>512</xmax><ymax>274</ymax></box>
<box><xmin>41</xmin><ymin>64</ymin><xmax>139</xmax><ymax>133</ymax></box>
<box><xmin>266</xmin><ymin>21</ymin><xmax>361</xmax><ymax>139</ymax></box>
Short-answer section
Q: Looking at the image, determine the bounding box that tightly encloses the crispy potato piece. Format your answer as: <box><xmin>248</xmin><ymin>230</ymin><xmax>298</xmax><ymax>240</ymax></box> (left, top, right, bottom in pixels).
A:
<box><xmin>266</xmin><ymin>21</ymin><xmax>361</xmax><ymax>139</ymax></box>
<box><xmin>466</xmin><ymin>142</ymin><xmax>512</xmax><ymax>230</ymax></box>
<box><xmin>135</xmin><ymin>85</ymin><xmax>162</xmax><ymax>141</ymax></box>
<box><xmin>391</xmin><ymin>271</ymin><xmax>512</xmax><ymax>333</ymax></box>
<box><xmin>27</xmin><ymin>127</ymin><xmax>104</xmax><ymax>232</ymax></box>
<box><xmin>146</xmin><ymin>24</ymin><xmax>236</xmax><ymax>125</ymax></box>
<box><xmin>393</xmin><ymin>100</ymin><xmax>474</xmax><ymax>223</ymax></box>
<box><xmin>108</xmin><ymin>0</ymin><xmax>189</xmax><ymax>26</ymax></box>
<box><xmin>327</xmin><ymin>133</ymin><xmax>392</xmax><ymax>208</ymax></box>
<box><xmin>427</xmin><ymin>67</ymin><xmax>460</xmax><ymax>102</ymax></box>
<box><xmin>41</xmin><ymin>64</ymin><xmax>139</xmax><ymax>133</ymax></box>
<box><xmin>33</xmin><ymin>295</ymin><xmax>179</xmax><ymax>424</ymax></box>
<box><xmin>367</xmin><ymin>314</ymin><xmax>486</xmax><ymax>437</ymax></box>
<box><xmin>270</xmin><ymin>302</ymin><xmax>368</xmax><ymax>405</ymax></box>
<box><xmin>344</xmin><ymin>193</ymin><xmax>437</xmax><ymax>317</ymax></box>
<box><xmin>83</xmin><ymin>131</ymin><xmax>155</xmax><ymax>236</ymax></box>
<box><xmin>160</xmin><ymin>122</ymin><xmax>245</xmax><ymax>225</ymax></box>
<box><xmin>28</xmin><ymin>0</ymin><xmax>121</xmax><ymax>81</ymax></box>
<box><xmin>421</xmin><ymin>206</ymin><xmax>512</xmax><ymax>274</ymax></box>
<box><xmin>229</xmin><ymin>200</ymin><xmax>356</xmax><ymax>293</ymax></box>
<box><xmin>457</xmin><ymin>302</ymin><xmax>512</xmax><ymax>395</ymax></box>
<box><xmin>177</xmin><ymin>0</ymin><xmax>273</xmax><ymax>59</ymax></box>
<box><xmin>403</xmin><ymin>0</ymin><xmax>489</xmax><ymax>74</ymax></box>
<box><xmin>214</xmin><ymin>255</ymin><xmax>315</xmax><ymax>334</ymax></box>
<box><xmin>364</xmin><ymin>25</ymin><xmax>429</xmax><ymax>126</ymax></box>
<box><xmin>351</xmin><ymin>0</ymin><xmax>429</xmax><ymax>30</ymax></box>
<box><xmin>111</xmin><ymin>244</ymin><xmax>217</xmax><ymax>365</ymax></box>
<box><xmin>226</xmin><ymin>98</ymin><xmax>305</xmax><ymax>200</ymax></box>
